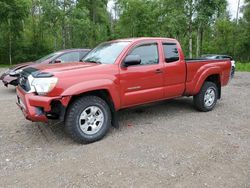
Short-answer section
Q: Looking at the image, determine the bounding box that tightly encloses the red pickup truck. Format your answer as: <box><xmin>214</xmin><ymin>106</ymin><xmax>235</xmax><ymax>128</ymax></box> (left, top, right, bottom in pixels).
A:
<box><xmin>16</xmin><ymin>37</ymin><xmax>231</xmax><ymax>143</ymax></box>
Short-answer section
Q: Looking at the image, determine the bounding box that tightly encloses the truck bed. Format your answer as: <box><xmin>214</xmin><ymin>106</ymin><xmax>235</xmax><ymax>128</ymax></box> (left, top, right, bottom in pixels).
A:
<box><xmin>184</xmin><ymin>59</ymin><xmax>232</xmax><ymax>95</ymax></box>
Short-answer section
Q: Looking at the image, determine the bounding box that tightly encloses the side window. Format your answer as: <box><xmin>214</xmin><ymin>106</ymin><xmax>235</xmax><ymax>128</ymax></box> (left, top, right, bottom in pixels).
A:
<box><xmin>58</xmin><ymin>52</ymin><xmax>80</xmax><ymax>63</ymax></box>
<box><xmin>163</xmin><ymin>43</ymin><xmax>180</xmax><ymax>63</ymax></box>
<box><xmin>129</xmin><ymin>43</ymin><xmax>159</xmax><ymax>65</ymax></box>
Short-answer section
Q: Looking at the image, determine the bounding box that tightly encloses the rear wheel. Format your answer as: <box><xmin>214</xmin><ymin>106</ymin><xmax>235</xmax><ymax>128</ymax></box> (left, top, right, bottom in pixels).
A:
<box><xmin>65</xmin><ymin>96</ymin><xmax>111</xmax><ymax>143</ymax></box>
<box><xmin>193</xmin><ymin>81</ymin><xmax>218</xmax><ymax>112</ymax></box>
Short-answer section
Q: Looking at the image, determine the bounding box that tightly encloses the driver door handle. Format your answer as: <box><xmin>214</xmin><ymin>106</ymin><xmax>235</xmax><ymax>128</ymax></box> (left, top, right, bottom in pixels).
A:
<box><xmin>155</xmin><ymin>69</ymin><xmax>163</xmax><ymax>74</ymax></box>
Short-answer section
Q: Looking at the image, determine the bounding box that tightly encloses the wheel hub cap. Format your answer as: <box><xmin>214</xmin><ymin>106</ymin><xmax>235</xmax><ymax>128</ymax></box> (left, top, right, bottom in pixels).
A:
<box><xmin>79</xmin><ymin>106</ymin><xmax>104</xmax><ymax>135</ymax></box>
<box><xmin>204</xmin><ymin>88</ymin><xmax>215</xmax><ymax>107</ymax></box>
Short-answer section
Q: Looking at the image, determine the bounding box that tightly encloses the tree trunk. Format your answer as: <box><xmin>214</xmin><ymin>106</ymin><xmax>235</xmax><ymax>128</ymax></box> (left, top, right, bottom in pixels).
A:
<box><xmin>200</xmin><ymin>28</ymin><xmax>203</xmax><ymax>56</ymax></box>
<box><xmin>71</xmin><ymin>26</ymin><xmax>74</xmax><ymax>48</ymax></box>
<box><xmin>8</xmin><ymin>19</ymin><xmax>12</xmax><ymax>66</ymax></box>
<box><xmin>62</xmin><ymin>24</ymin><xmax>66</xmax><ymax>49</ymax></box>
<box><xmin>62</xmin><ymin>0</ymin><xmax>66</xmax><ymax>49</ymax></box>
<box><xmin>189</xmin><ymin>22</ymin><xmax>192</xmax><ymax>58</ymax></box>
<box><xmin>54</xmin><ymin>33</ymin><xmax>57</xmax><ymax>50</ymax></box>
<box><xmin>91</xmin><ymin>1</ymin><xmax>96</xmax><ymax>23</ymax></box>
<box><xmin>196</xmin><ymin>25</ymin><xmax>200</xmax><ymax>57</ymax></box>
<box><xmin>188</xmin><ymin>0</ymin><xmax>193</xmax><ymax>58</ymax></box>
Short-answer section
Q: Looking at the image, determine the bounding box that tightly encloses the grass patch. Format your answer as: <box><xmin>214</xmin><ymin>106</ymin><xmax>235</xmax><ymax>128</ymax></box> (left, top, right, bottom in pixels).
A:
<box><xmin>236</xmin><ymin>62</ymin><xmax>250</xmax><ymax>72</ymax></box>
<box><xmin>0</xmin><ymin>64</ymin><xmax>10</xmax><ymax>68</ymax></box>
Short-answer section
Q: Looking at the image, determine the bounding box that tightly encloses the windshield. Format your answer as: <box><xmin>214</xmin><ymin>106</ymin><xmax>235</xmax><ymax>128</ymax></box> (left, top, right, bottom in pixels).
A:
<box><xmin>35</xmin><ymin>52</ymin><xmax>61</xmax><ymax>63</ymax></box>
<box><xmin>82</xmin><ymin>41</ymin><xmax>131</xmax><ymax>64</ymax></box>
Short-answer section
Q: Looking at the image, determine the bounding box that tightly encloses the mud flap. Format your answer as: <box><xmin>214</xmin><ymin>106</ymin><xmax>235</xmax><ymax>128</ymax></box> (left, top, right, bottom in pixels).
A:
<box><xmin>111</xmin><ymin>110</ymin><xmax>119</xmax><ymax>128</ymax></box>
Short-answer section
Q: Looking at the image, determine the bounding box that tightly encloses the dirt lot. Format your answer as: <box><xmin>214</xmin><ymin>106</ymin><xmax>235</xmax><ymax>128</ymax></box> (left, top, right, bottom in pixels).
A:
<box><xmin>0</xmin><ymin>69</ymin><xmax>249</xmax><ymax>188</ymax></box>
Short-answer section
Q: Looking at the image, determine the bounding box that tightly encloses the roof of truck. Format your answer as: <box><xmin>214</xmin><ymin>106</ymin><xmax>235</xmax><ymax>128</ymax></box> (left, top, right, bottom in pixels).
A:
<box><xmin>111</xmin><ymin>37</ymin><xmax>177</xmax><ymax>43</ymax></box>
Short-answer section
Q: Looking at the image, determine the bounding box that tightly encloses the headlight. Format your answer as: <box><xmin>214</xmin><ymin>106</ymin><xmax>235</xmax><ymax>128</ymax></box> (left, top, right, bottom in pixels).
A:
<box><xmin>31</xmin><ymin>77</ymin><xmax>58</xmax><ymax>95</ymax></box>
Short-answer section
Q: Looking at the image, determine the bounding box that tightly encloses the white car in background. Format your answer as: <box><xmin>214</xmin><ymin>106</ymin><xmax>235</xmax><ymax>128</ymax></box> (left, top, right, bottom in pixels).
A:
<box><xmin>202</xmin><ymin>54</ymin><xmax>236</xmax><ymax>78</ymax></box>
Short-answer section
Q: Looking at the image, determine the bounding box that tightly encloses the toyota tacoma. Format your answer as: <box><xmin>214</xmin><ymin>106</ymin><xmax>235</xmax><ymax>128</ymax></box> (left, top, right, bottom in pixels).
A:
<box><xmin>16</xmin><ymin>38</ymin><xmax>231</xmax><ymax>143</ymax></box>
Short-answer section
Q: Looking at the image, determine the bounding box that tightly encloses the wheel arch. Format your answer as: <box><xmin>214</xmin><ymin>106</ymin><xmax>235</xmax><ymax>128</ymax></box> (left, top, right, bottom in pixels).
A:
<box><xmin>193</xmin><ymin>71</ymin><xmax>222</xmax><ymax>99</ymax></box>
<box><xmin>65</xmin><ymin>89</ymin><xmax>119</xmax><ymax>128</ymax></box>
<box><xmin>69</xmin><ymin>89</ymin><xmax>115</xmax><ymax>110</ymax></box>
<box><xmin>204</xmin><ymin>74</ymin><xmax>221</xmax><ymax>99</ymax></box>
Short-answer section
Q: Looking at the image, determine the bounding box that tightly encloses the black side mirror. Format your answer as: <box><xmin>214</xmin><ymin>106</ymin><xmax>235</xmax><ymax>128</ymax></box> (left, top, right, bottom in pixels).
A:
<box><xmin>54</xmin><ymin>59</ymin><xmax>62</xmax><ymax>64</ymax></box>
<box><xmin>123</xmin><ymin>55</ymin><xmax>141</xmax><ymax>67</ymax></box>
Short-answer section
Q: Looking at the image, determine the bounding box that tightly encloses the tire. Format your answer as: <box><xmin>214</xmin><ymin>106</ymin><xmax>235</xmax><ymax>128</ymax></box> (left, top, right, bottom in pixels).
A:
<box><xmin>193</xmin><ymin>81</ymin><xmax>218</xmax><ymax>112</ymax></box>
<box><xmin>65</xmin><ymin>95</ymin><xmax>111</xmax><ymax>143</ymax></box>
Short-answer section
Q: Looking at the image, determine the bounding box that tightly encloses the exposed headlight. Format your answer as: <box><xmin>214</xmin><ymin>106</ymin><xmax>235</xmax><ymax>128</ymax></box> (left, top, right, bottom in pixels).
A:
<box><xmin>9</xmin><ymin>69</ymin><xmax>22</xmax><ymax>76</ymax></box>
<box><xmin>31</xmin><ymin>77</ymin><xmax>58</xmax><ymax>95</ymax></box>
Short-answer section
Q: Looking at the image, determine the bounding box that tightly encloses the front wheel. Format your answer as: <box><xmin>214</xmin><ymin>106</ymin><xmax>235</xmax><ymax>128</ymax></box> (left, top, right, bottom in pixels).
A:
<box><xmin>193</xmin><ymin>81</ymin><xmax>218</xmax><ymax>112</ymax></box>
<box><xmin>65</xmin><ymin>96</ymin><xmax>111</xmax><ymax>143</ymax></box>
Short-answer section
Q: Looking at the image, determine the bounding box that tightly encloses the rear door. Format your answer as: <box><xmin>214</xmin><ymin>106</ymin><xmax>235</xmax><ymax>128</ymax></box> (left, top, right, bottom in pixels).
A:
<box><xmin>162</xmin><ymin>42</ymin><xmax>186</xmax><ymax>98</ymax></box>
<box><xmin>119</xmin><ymin>41</ymin><xmax>164</xmax><ymax>107</ymax></box>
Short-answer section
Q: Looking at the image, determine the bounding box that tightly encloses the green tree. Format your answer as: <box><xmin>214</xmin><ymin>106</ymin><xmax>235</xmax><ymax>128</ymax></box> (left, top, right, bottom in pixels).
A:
<box><xmin>77</xmin><ymin>0</ymin><xmax>111</xmax><ymax>46</ymax></box>
<box><xmin>194</xmin><ymin>0</ymin><xmax>227</xmax><ymax>57</ymax></box>
<box><xmin>236</xmin><ymin>0</ymin><xmax>250</xmax><ymax>61</ymax></box>
<box><xmin>0</xmin><ymin>0</ymin><xmax>249</xmax><ymax>66</ymax></box>
<box><xmin>0</xmin><ymin>0</ymin><xmax>30</xmax><ymax>65</ymax></box>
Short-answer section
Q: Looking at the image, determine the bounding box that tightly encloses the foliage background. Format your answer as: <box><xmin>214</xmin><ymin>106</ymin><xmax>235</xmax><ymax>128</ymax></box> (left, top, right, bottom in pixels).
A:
<box><xmin>0</xmin><ymin>0</ymin><xmax>249</xmax><ymax>66</ymax></box>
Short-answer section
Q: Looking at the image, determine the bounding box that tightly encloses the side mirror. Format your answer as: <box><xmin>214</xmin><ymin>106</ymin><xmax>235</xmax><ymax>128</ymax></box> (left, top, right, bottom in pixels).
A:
<box><xmin>123</xmin><ymin>55</ymin><xmax>141</xmax><ymax>67</ymax></box>
<box><xmin>54</xmin><ymin>59</ymin><xmax>62</xmax><ymax>64</ymax></box>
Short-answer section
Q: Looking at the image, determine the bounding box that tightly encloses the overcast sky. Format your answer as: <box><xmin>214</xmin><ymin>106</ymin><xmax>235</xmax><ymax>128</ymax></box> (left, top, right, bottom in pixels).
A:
<box><xmin>108</xmin><ymin>0</ymin><xmax>245</xmax><ymax>19</ymax></box>
<box><xmin>228</xmin><ymin>0</ymin><xmax>244</xmax><ymax>18</ymax></box>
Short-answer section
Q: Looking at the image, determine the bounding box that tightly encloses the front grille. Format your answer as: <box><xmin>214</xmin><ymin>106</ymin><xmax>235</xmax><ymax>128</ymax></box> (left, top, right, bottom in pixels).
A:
<box><xmin>18</xmin><ymin>74</ymin><xmax>30</xmax><ymax>92</ymax></box>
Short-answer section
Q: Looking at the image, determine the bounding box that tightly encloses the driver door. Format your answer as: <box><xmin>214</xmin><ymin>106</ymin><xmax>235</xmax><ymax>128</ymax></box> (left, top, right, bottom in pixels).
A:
<box><xmin>119</xmin><ymin>42</ymin><xmax>164</xmax><ymax>107</ymax></box>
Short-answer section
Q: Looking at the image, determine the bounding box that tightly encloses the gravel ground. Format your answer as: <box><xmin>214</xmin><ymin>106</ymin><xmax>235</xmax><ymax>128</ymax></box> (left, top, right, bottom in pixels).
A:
<box><xmin>0</xmin><ymin>68</ymin><xmax>249</xmax><ymax>188</ymax></box>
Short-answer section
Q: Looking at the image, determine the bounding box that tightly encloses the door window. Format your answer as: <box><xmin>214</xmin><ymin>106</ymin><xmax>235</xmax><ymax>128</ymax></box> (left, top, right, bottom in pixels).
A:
<box><xmin>129</xmin><ymin>43</ymin><xmax>159</xmax><ymax>65</ymax></box>
<box><xmin>163</xmin><ymin>43</ymin><xmax>179</xmax><ymax>63</ymax></box>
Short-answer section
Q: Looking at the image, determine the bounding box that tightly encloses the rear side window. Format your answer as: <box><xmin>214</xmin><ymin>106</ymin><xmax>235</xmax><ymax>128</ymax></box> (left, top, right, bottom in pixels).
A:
<box><xmin>163</xmin><ymin>43</ymin><xmax>179</xmax><ymax>63</ymax></box>
<box><xmin>129</xmin><ymin>43</ymin><xmax>159</xmax><ymax>65</ymax></box>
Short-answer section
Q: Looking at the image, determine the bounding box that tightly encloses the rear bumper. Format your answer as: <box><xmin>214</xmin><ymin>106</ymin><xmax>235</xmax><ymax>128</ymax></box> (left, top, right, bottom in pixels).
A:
<box><xmin>16</xmin><ymin>87</ymin><xmax>61</xmax><ymax>122</ymax></box>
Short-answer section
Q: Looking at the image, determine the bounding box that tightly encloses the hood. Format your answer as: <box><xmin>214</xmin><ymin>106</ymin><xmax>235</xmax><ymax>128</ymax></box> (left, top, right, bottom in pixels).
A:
<box><xmin>29</xmin><ymin>62</ymin><xmax>100</xmax><ymax>73</ymax></box>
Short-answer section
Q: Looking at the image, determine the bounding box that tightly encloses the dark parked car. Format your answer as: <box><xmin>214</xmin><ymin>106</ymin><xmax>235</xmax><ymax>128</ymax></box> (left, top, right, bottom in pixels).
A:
<box><xmin>202</xmin><ymin>54</ymin><xmax>236</xmax><ymax>78</ymax></box>
<box><xmin>0</xmin><ymin>48</ymin><xmax>90</xmax><ymax>87</ymax></box>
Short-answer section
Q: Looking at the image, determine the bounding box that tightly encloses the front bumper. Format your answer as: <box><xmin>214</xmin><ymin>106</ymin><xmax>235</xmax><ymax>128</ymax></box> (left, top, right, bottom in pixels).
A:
<box><xmin>16</xmin><ymin>87</ymin><xmax>61</xmax><ymax>122</ymax></box>
<box><xmin>0</xmin><ymin>73</ymin><xmax>18</xmax><ymax>86</ymax></box>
